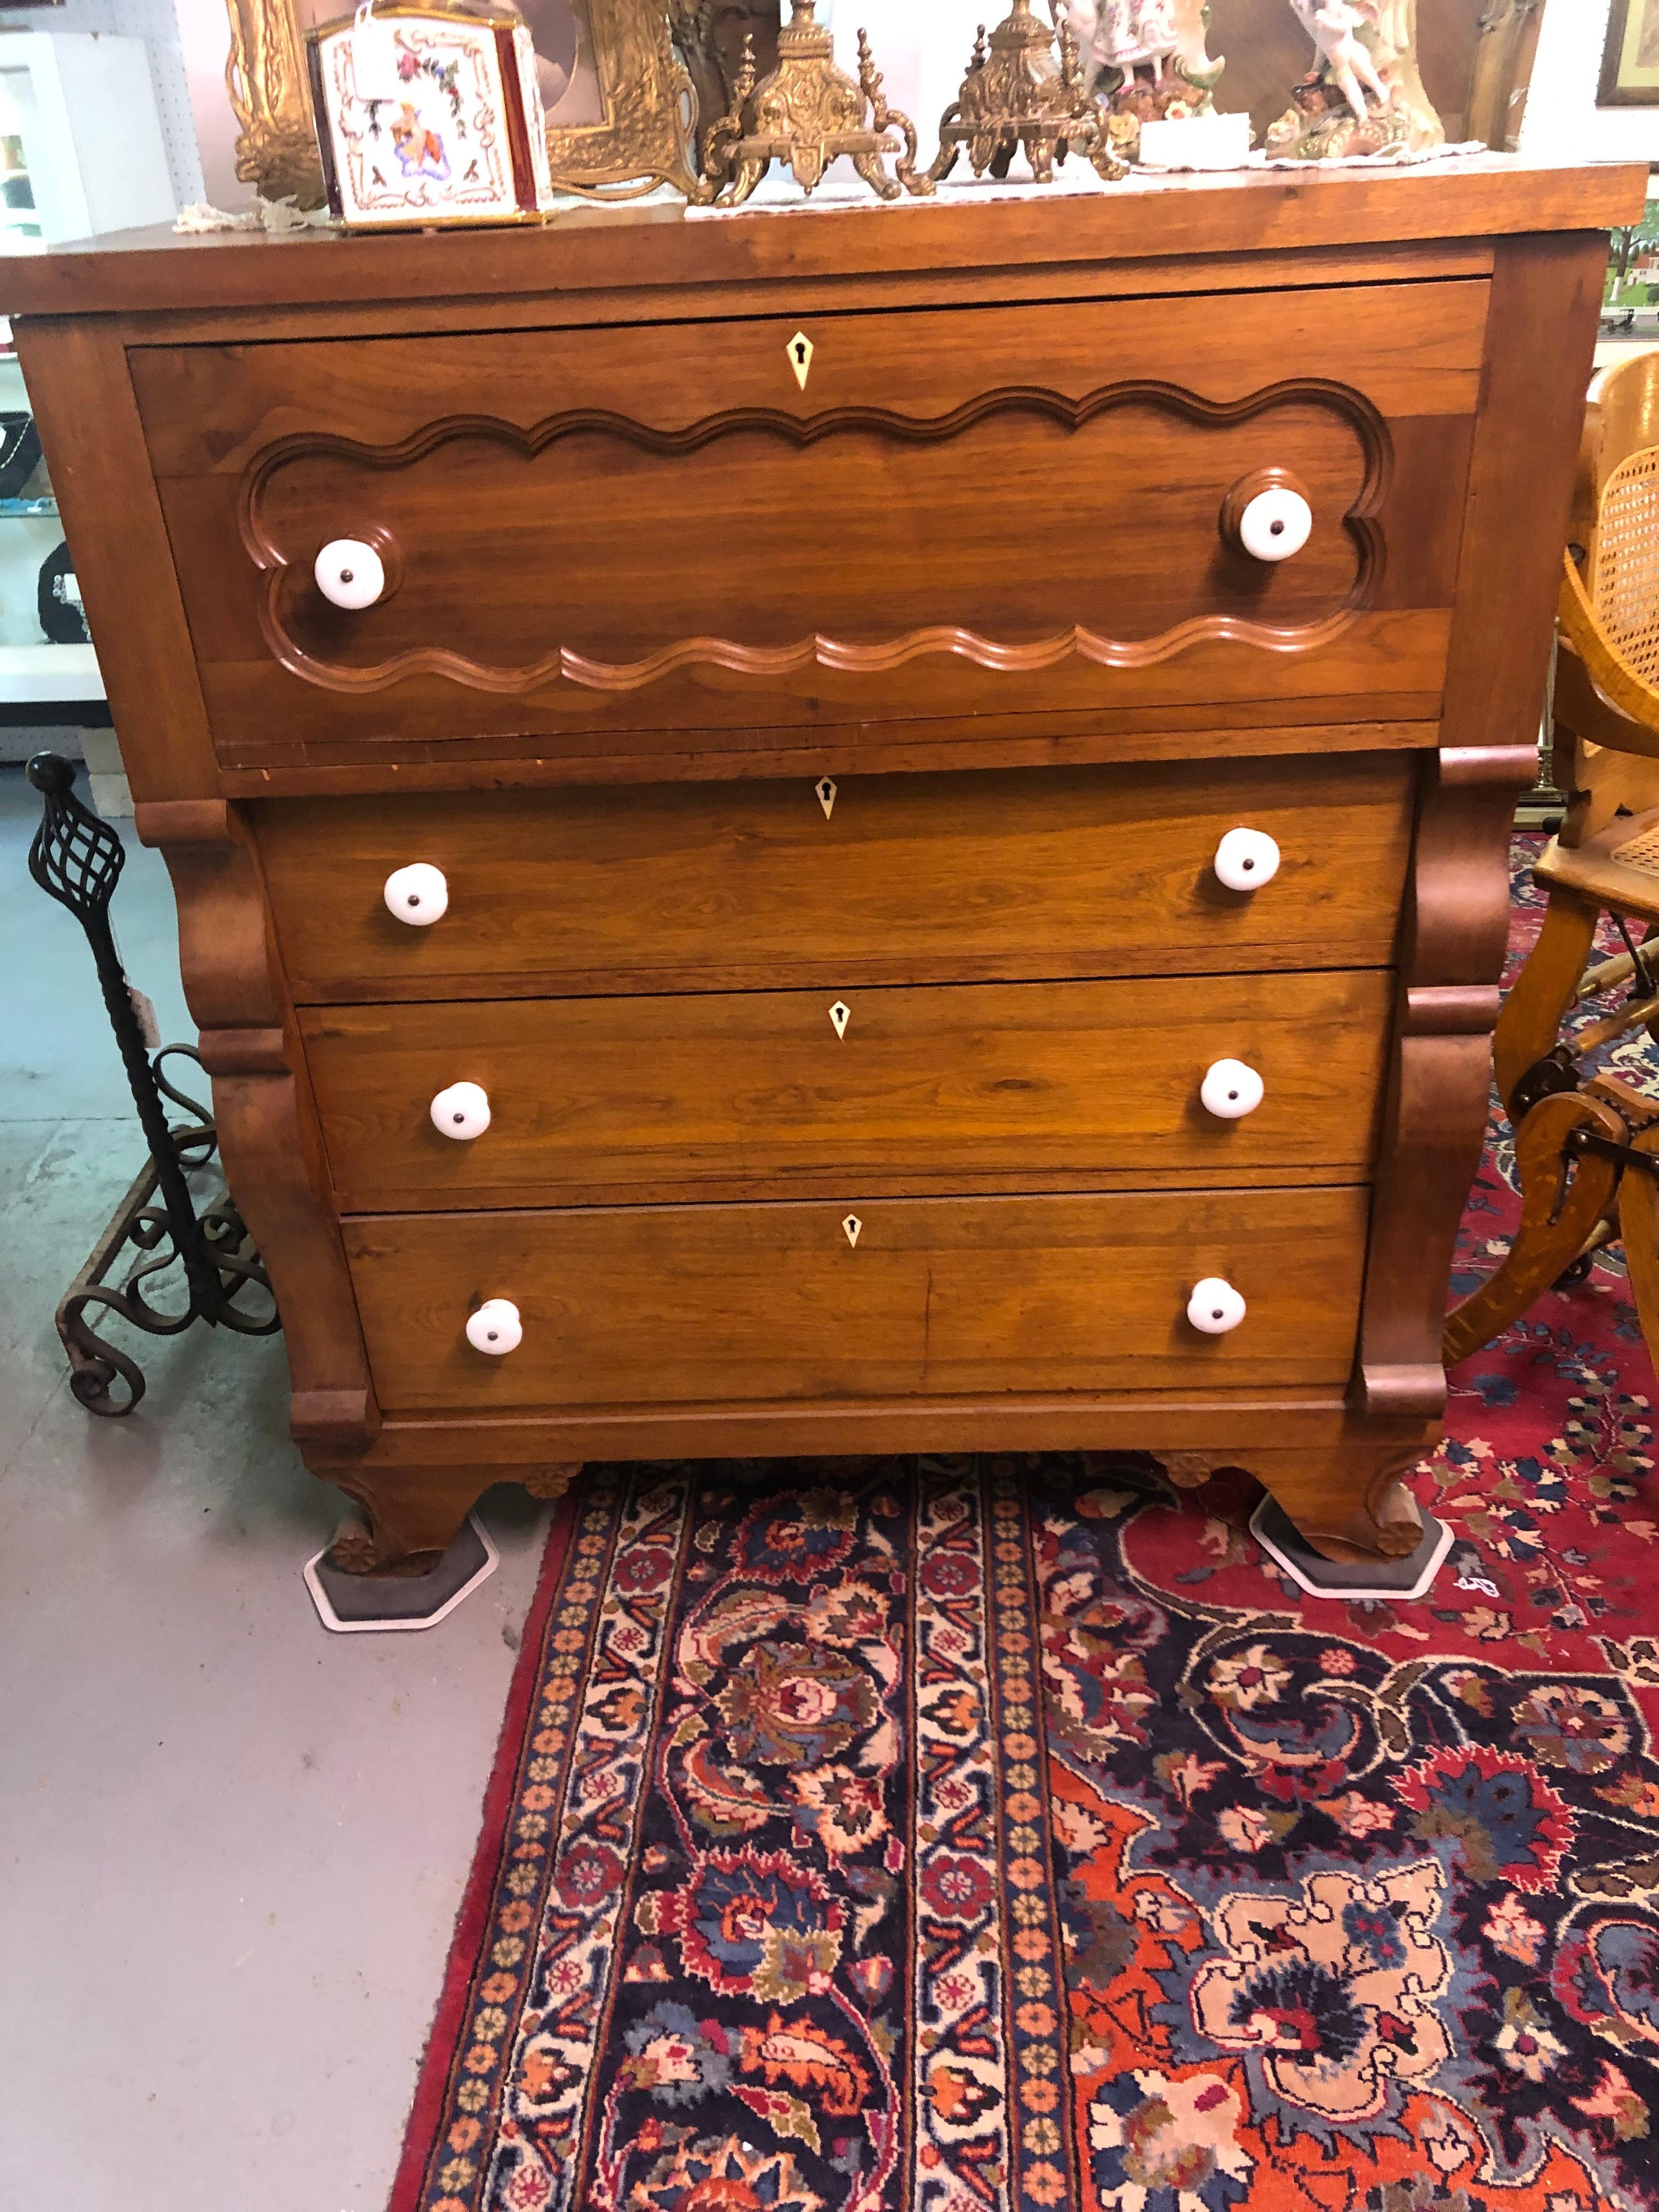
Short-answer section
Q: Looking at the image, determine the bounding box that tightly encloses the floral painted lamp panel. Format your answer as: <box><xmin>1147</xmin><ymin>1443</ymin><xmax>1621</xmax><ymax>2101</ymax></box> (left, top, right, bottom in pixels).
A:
<box><xmin>306</xmin><ymin>5</ymin><xmax>555</xmax><ymax>227</ymax></box>
<box><xmin>224</xmin><ymin>0</ymin><xmax>696</xmax><ymax>208</ymax></box>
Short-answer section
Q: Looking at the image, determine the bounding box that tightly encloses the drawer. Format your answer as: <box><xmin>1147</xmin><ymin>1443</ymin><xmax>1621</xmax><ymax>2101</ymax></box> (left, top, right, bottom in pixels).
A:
<box><xmin>258</xmin><ymin>753</ymin><xmax>1415</xmax><ymax>1002</ymax></box>
<box><xmin>132</xmin><ymin>281</ymin><xmax>1485</xmax><ymax>763</ymax></box>
<box><xmin>342</xmin><ymin>1186</ymin><xmax>1372</xmax><ymax>1412</ymax></box>
<box><xmin>302</xmin><ymin>969</ymin><xmax>1394</xmax><ymax>1211</ymax></box>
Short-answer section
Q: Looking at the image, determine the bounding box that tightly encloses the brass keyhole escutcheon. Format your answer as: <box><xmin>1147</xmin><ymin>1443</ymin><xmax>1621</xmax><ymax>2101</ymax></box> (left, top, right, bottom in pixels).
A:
<box><xmin>788</xmin><ymin>331</ymin><xmax>814</xmax><ymax>391</ymax></box>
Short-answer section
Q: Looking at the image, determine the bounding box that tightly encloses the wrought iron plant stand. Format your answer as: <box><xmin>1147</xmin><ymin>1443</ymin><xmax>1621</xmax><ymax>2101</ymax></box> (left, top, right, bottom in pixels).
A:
<box><xmin>25</xmin><ymin>752</ymin><xmax>280</xmax><ymax>1414</ymax></box>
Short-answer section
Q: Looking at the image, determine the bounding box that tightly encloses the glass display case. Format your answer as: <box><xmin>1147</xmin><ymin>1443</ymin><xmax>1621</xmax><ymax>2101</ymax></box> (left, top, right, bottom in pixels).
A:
<box><xmin>0</xmin><ymin>331</ymin><xmax>105</xmax><ymax>757</ymax></box>
<box><xmin>0</xmin><ymin>29</ymin><xmax>175</xmax><ymax>768</ymax></box>
<box><xmin>0</xmin><ymin>31</ymin><xmax>174</xmax><ymax>253</ymax></box>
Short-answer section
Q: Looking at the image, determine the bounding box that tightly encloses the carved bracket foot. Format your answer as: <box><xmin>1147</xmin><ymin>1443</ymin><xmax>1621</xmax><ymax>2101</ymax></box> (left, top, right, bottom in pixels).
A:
<box><xmin>1243</xmin><ymin>1442</ymin><xmax>1431</xmax><ymax>1566</ymax></box>
<box><xmin>323</xmin><ymin>1465</ymin><xmax>493</xmax><ymax>1577</ymax></box>
<box><xmin>1150</xmin><ymin>1442</ymin><xmax>1430</xmax><ymax>1567</ymax></box>
<box><xmin>321</xmin><ymin>1463</ymin><xmax>587</xmax><ymax>1576</ymax></box>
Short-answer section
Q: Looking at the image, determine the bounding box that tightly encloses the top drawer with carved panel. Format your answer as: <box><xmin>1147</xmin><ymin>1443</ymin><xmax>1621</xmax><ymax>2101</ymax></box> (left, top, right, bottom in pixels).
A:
<box><xmin>128</xmin><ymin>276</ymin><xmax>1487</xmax><ymax>773</ymax></box>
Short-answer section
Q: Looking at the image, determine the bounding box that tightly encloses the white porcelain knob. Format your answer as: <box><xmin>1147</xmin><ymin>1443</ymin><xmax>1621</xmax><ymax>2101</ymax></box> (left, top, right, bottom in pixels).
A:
<box><xmin>383</xmin><ymin>862</ymin><xmax>448</xmax><ymax>927</ymax></box>
<box><xmin>431</xmin><ymin>1080</ymin><xmax>491</xmax><ymax>1142</ymax></box>
<box><xmin>1201</xmin><ymin>1059</ymin><xmax>1265</xmax><ymax>1120</ymax></box>
<box><xmin>1188</xmin><ymin>1278</ymin><xmax>1247</xmax><ymax>1336</ymax></box>
<box><xmin>1213</xmin><ymin>827</ymin><xmax>1280</xmax><ymax>893</ymax></box>
<box><xmin>315</xmin><ymin>538</ymin><xmax>386</xmax><ymax>611</ymax></box>
<box><xmin>466</xmin><ymin>1299</ymin><xmax>521</xmax><ymax>1356</ymax></box>
<box><xmin>1237</xmin><ymin>485</ymin><xmax>1312</xmax><ymax>563</ymax></box>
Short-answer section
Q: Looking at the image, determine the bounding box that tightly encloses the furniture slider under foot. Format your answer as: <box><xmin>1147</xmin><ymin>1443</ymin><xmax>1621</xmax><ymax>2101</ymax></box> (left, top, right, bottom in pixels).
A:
<box><xmin>304</xmin><ymin>1509</ymin><xmax>499</xmax><ymax>1634</ymax></box>
<box><xmin>1249</xmin><ymin>1493</ymin><xmax>1453</xmax><ymax>1602</ymax></box>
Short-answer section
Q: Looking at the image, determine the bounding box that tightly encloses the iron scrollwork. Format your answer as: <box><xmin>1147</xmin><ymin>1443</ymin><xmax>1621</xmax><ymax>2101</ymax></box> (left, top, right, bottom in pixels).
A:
<box><xmin>26</xmin><ymin>754</ymin><xmax>281</xmax><ymax>1417</ymax></box>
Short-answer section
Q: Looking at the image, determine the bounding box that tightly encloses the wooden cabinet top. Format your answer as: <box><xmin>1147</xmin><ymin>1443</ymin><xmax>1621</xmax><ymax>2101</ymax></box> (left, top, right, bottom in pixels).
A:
<box><xmin>0</xmin><ymin>157</ymin><xmax>1644</xmax><ymax>324</ymax></box>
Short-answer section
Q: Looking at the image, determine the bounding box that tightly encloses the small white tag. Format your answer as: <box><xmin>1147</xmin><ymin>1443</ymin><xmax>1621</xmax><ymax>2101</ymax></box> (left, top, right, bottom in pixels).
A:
<box><xmin>352</xmin><ymin>10</ymin><xmax>405</xmax><ymax>101</ymax></box>
<box><xmin>816</xmin><ymin>777</ymin><xmax>837</xmax><ymax>820</ymax></box>
<box><xmin>842</xmin><ymin>1214</ymin><xmax>862</xmax><ymax>1248</ymax></box>
<box><xmin>1455</xmin><ymin>1574</ymin><xmax>1500</xmax><ymax>1599</ymax></box>
<box><xmin>128</xmin><ymin>986</ymin><xmax>161</xmax><ymax>1049</ymax></box>
<box><xmin>829</xmin><ymin>1000</ymin><xmax>850</xmax><ymax>1040</ymax></box>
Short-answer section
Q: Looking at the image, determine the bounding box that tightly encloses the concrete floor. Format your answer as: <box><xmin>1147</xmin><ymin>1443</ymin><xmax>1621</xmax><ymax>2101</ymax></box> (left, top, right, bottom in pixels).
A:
<box><xmin>0</xmin><ymin>763</ymin><xmax>555</xmax><ymax>2209</ymax></box>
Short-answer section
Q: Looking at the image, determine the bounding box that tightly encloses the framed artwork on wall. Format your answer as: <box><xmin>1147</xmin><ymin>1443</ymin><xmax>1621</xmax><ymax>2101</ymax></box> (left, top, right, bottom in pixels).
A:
<box><xmin>1602</xmin><ymin>0</ymin><xmax>1659</xmax><ymax>108</ymax></box>
<box><xmin>224</xmin><ymin>0</ymin><xmax>696</xmax><ymax>207</ymax></box>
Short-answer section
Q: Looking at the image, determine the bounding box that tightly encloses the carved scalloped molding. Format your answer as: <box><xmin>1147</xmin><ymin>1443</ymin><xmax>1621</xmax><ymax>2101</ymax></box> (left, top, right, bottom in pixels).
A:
<box><xmin>239</xmin><ymin>377</ymin><xmax>1391</xmax><ymax>698</ymax></box>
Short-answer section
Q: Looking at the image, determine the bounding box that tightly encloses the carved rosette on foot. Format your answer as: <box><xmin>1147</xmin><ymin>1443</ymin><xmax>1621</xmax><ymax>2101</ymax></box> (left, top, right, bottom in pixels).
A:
<box><xmin>930</xmin><ymin>3</ymin><xmax>1127</xmax><ymax>185</ymax></box>
<box><xmin>1267</xmin><ymin>0</ymin><xmax>1444</xmax><ymax>162</ymax></box>
<box><xmin>522</xmin><ymin>1462</ymin><xmax>585</xmax><ymax>1502</ymax></box>
<box><xmin>694</xmin><ymin>0</ymin><xmax>934</xmax><ymax>206</ymax></box>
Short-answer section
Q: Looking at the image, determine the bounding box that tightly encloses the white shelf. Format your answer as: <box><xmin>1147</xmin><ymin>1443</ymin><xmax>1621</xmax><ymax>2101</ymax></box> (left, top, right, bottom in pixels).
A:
<box><xmin>0</xmin><ymin>640</ymin><xmax>103</xmax><ymax>702</ymax></box>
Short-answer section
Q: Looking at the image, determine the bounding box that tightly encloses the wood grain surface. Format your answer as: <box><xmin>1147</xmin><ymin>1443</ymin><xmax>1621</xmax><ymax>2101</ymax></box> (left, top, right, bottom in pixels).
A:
<box><xmin>301</xmin><ymin>968</ymin><xmax>1393</xmax><ymax>1212</ymax></box>
<box><xmin>257</xmin><ymin>753</ymin><xmax>1415</xmax><ymax>1003</ymax></box>
<box><xmin>132</xmin><ymin>283</ymin><xmax>1487</xmax><ymax>469</ymax></box>
<box><xmin>7</xmin><ymin>165</ymin><xmax>1633</xmax><ymax>1571</ymax></box>
<box><xmin>134</xmin><ymin>798</ymin><xmax>380</xmax><ymax>1452</ymax></box>
<box><xmin>134</xmin><ymin>283</ymin><xmax>1482</xmax><ymax>757</ymax></box>
<box><xmin>342</xmin><ymin>1185</ymin><xmax>1372</xmax><ymax>1413</ymax></box>
<box><xmin>208</xmin><ymin>714</ymin><xmax>1442</xmax><ymax>797</ymax></box>
<box><xmin>1358</xmin><ymin>234</ymin><xmax>1613</xmax><ymax>1423</ymax></box>
<box><xmin>0</xmin><ymin>157</ymin><xmax>1641</xmax><ymax>321</ymax></box>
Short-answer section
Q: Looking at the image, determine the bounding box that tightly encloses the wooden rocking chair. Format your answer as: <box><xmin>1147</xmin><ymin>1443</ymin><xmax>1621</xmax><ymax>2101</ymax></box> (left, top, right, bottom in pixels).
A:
<box><xmin>1445</xmin><ymin>350</ymin><xmax>1659</xmax><ymax>1368</ymax></box>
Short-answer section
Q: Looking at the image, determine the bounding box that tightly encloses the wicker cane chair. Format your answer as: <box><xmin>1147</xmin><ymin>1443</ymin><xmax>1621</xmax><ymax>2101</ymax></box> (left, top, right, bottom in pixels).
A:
<box><xmin>1444</xmin><ymin>349</ymin><xmax>1659</xmax><ymax>1368</ymax></box>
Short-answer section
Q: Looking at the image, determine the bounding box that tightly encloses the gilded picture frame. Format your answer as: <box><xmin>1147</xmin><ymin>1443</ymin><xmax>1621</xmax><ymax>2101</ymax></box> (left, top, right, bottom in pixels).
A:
<box><xmin>223</xmin><ymin>0</ymin><xmax>697</xmax><ymax>210</ymax></box>
<box><xmin>1601</xmin><ymin>0</ymin><xmax>1659</xmax><ymax>108</ymax></box>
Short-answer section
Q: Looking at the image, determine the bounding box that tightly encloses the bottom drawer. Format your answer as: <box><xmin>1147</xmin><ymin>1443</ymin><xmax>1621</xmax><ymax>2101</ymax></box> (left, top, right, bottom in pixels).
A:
<box><xmin>343</xmin><ymin>1187</ymin><xmax>1370</xmax><ymax>1412</ymax></box>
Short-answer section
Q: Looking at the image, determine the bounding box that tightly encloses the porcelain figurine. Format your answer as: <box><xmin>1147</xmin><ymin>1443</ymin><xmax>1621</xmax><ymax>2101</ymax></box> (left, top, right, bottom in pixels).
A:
<box><xmin>1054</xmin><ymin>0</ymin><xmax>1224</xmax><ymax>163</ymax></box>
<box><xmin>1266</xmin><ymin>0</ymin><xmax>1444</xmax><ymax>160</ymax></box>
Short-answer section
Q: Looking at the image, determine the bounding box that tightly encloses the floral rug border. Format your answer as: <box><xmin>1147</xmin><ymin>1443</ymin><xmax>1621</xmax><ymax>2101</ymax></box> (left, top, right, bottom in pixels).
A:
<box><xmin>390</xmin><ymin>1497</ymin><xmax>582</xmax><ymax>2212</ymax></box>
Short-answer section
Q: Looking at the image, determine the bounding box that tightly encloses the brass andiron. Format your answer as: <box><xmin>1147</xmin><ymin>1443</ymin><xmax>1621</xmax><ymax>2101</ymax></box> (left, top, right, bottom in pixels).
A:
<box><xmin>694</xmin><ymin>0</ymin><xmax>933</xmax><ymax>206</ymax></box>
<box><xmin>929</xmin><ymin>2</ymin><xmax>1128</xmax><ymax>184</ymax></box>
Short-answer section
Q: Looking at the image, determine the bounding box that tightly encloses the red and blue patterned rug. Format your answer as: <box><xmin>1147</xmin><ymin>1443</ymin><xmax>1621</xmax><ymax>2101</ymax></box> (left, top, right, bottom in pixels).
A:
<box><xmin>392</xmin><ymin>846</ymin><xmax>1659</xmax><ymax>2212</ymax></box>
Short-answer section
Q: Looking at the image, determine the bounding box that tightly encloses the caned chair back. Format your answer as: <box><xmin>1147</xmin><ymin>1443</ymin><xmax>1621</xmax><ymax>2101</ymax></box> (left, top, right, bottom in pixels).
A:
<box><xmin>1578</xmin><ymin>351</ymin><xmax>1659</xmax><ymax>695</ymax></box>
<box><xmin>1554</xmin><ymin>353</ymin><xmax>1659</xmax><ymax>843</ymax></box>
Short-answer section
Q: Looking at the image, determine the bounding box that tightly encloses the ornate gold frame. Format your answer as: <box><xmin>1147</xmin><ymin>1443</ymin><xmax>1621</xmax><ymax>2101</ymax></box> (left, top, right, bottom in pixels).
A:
<box><xmin>224</xmin><ymin>0</ymin><xmax>697</xmax><ymax>210</ymax></box>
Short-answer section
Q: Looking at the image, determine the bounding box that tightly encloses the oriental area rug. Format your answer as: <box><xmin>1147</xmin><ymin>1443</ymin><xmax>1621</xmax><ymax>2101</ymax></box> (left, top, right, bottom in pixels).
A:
<box><xmin>392</xmin><ymin>850</ymin><xmax>1659</xmax><ymax>2212</ymax></box>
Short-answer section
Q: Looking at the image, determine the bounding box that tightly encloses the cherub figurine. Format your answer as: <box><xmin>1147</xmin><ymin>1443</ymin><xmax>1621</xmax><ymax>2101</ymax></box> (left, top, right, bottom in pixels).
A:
<box><xmin>1293</xmin><ymin>0</ymin><xmax>1387</xmax><ymax>121</ymax></box>
<box><xmin>1268</xmin><ymin>0</ymin><xmax>1443</xmax><ymax>159</ymax></box>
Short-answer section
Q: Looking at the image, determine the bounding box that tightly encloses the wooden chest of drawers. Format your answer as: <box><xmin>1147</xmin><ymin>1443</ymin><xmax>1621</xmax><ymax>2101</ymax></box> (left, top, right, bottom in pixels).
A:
<box><xmin>7</xmin><ymin>160</ymin><xmax>1640</xmax><ymax>1573</ymax></box>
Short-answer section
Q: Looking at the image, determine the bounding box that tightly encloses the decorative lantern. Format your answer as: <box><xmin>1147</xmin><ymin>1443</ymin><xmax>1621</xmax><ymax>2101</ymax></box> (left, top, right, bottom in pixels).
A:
<box><xmin>306</xmin><ymin>1</ymin><xmax>556</xmax><ymax>228</ymax></box>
